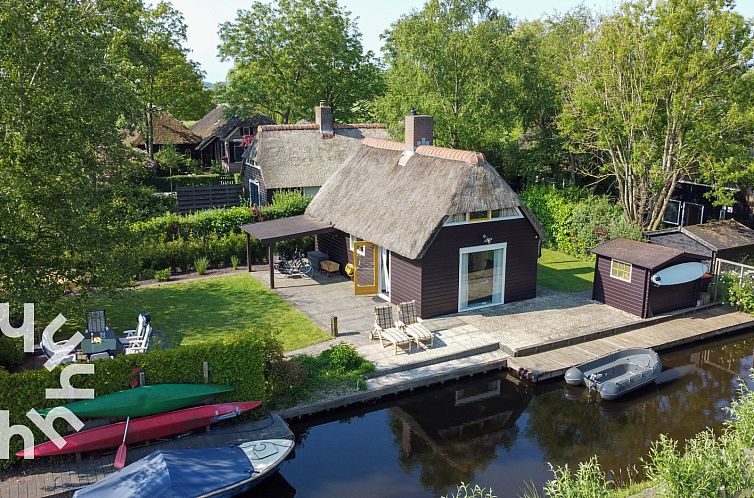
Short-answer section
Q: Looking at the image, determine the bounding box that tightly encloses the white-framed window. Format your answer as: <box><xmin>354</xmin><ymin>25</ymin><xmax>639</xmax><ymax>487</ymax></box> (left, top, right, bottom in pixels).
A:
<box><xmin>349</xmin><ymin>234</ymin><xmax>366</xmax><ymax>256</ymax></box>
<box><xmin>610</xmin><ymin>259</ymin><xmax>632</xmax><ymax>282</ymax></box>
<box><xmin>444</xmin><ymin>207</ymin><xmax>523</xmax><ymax>226</ymax></box>
<box><xmin>241</xmin><ymin>127</ymin><xmax>252</xmax><ymax>136</ymax></box>
<box><xmin>662</xmin><ymin>199</ymin><xmax>681</xmax><ymax>225</ymax></box>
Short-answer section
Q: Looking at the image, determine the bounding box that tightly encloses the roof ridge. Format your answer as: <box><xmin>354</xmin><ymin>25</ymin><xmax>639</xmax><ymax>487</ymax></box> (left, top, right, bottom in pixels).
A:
<box><xmin>258</xmin><ymin>124</ymin><xmax>319</xmax><ymax>132</ymax></box>
<box><xmin>362</xmin><ymin>137</ymin><xmax>405</xmax><ymax>151</ymax></box>
<box><xmin>333</xmin><ymin>123</ymin><xmax>387</xmax><ymax>129</ymax></box>
<box><xmin>416</xmin><ymin>145</ymin><xmax>485</xmax><ymax>165</ymax></box>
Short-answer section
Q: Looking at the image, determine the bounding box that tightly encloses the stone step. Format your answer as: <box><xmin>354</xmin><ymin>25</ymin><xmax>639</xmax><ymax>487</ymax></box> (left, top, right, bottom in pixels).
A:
<box><xmin>365</xmin><ymin>336</ymin><xmax>501</xmax><ymax>379</ymax></box>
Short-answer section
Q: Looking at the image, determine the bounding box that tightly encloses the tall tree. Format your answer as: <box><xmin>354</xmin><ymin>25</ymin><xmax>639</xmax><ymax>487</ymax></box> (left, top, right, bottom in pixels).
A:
<box><xmin>118</xmin><ymin>2</ymin><xmax>211</xmax><ymax>157</ymax></box>
<box><xmin>218</xmin><ymin>0</ymin><xmax>384</xmax><ymax>124</ymax></box>
<box><xmin>0</xmin><ymin>0</ymin><xmax>144</xmax><ymax>315</ymax></box>
<box><xmin>560</xmin><ymin>0</ymin><xmax>754</xmax><ymax>229</ymax></box>
<box><xmin>375</xmin><ymin>0</ymin><xmax>515</xmax><ymax>151</ymax></box>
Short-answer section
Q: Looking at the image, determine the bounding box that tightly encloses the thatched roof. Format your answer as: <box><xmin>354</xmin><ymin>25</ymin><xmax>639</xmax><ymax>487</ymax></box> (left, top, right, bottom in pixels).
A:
<box><xmin>251</xmin><ymin>123</ymin><xmax>389</xmax><ymax>189</ymax></box>
<box><xmin>125</xmin><ymin>111</ymin><xmax>200</xmax><ymax>147</ymax></box>
<box><xmin>305</xmin><ymin>138</ymin><xmax>543</xmax><ymax>259</ymax></box>
<box><xmin>192</xmin><ymin>104</ymin><xmax>275</xmax><ymax>149</ymax></box>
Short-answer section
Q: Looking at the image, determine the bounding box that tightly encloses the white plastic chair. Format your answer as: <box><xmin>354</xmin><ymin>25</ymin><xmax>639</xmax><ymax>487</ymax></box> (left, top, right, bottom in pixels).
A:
<box><xmin>40</xmin><ymin>329</ymin><xmax>76</xmax><ymax>365</ymax></box>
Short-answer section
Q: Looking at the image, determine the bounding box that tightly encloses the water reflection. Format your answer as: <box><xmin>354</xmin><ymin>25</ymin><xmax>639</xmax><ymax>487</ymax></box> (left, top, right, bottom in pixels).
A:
<box><xmin>253</xmin><ymin>330</ymin><xmax>754</xmax><ymax>497</ymax></box>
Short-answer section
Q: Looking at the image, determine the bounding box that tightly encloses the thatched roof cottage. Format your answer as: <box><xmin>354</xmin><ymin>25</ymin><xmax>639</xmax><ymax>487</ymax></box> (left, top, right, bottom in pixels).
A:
<box><xmin>304</xmin><ymin>112</ymin><xmax>545</xmax><ymax>318</ymax></box>
<box><xmin>124</xmin><ymin>111</ymin><xmax>201</xmax><ymax>159</ymax></box>
<box><xmin>241</xmin><ymin>102</ymin><xmax>389</xmax><ymax>205</ymax></box>
<box><xmin>191</xmin><ymin>104</ymin><xmax>275</xmax><ymax>172</ymax></box>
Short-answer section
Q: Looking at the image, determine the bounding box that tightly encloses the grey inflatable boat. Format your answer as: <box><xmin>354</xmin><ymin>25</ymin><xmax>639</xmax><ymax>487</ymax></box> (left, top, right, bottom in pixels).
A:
<box><xmin>564</xmin><ymin>348</ymin><xmax>661</xmax><ymax>400</ymax></box>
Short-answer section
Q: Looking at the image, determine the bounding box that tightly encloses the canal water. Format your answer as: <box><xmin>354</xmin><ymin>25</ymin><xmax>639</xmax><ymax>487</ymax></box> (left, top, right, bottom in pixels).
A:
<box><xmin>251</xmin><ymin>330</ymin><xmax>754</xmax><ymax>498</ymax></box>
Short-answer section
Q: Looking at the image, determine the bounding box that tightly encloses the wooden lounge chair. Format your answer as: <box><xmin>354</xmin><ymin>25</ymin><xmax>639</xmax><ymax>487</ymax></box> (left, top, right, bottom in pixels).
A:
<box><xmin>40</xmin><ymin>329</ymin><xmax>76</xmax><ymax>365</ymax></box>
<box><xmin>371</xmin><ymin>305</ymin><xmax>412</xmax><ymax>355</ymax></box>
<box><xmin>125</xmin><ymin>323</ymin><xmax>152</xmax><ymax>355</ymax></box>
<box><xmin>119</xmin><ymin>313</ymin><xmax>149</xmax><ymax>346</ymax></box>
<box><xmin>86</xmin><ymin>309</ymin><xmax>109</xmax><ymax>336</ymax></box>
<box><xmin>397</xmin><ymin>300</ymin><xmax>434</xmax><ymax>349</ymax></box>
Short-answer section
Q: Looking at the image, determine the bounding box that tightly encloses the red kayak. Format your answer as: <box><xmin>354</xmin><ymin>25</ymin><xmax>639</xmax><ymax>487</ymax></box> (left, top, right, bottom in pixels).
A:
<box><xmin>17</xmin><ymin>401</ymin><xmax>261</xmax><ymax>458</ymax></box>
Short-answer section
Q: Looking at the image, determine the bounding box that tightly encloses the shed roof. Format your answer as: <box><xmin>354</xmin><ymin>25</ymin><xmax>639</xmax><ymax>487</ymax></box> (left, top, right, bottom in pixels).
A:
<box><xmin>251</xmin><ymin>124</ymin><xmax>389</xmax><ymax>189</ymax></box>
<box><xmin>305</xmin><ymin>138</ymin><xmax>544</xmax><ymax>260</ymax></box>
<box><xmin>682</xmin><ymin>219</ymin><xmax>754</xmax><ymax>251</ymax></box>
<box><xmin>239</xmin><ymin>214</ymin><xmax>334</xmax><ymax>245</ymax></box>
<box><xmin>590</xmin><ymin>238</ymin><xmax>688</xmax><ymax>270</ymax></box>
<box><xmin>646</xmin><ymin>230</ymin><xmax>713</xmax><ymax>259</ymax></box>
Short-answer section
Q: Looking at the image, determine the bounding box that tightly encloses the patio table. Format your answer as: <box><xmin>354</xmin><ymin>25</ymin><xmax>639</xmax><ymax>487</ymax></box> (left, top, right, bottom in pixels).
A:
<box><xmin>80</xmin><ymin>329</ymin><xmax>117</xmax><ymax>357</ymax></box>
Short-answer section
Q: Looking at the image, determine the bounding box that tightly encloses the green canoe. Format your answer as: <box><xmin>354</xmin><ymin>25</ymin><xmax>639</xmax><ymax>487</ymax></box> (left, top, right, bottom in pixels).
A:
<box><xmin>37</xmin><ymin>384</ymin><xmax>233</xmax><ymax>418</ymax></box>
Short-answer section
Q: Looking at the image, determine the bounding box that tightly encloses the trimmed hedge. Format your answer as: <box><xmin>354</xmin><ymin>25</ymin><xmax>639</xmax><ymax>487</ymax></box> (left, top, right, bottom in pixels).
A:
<box><xmin>0</xmin><ymin>330</ymin><xmax>277</xmax><ymax>470</ymax></box>
<box><xmin>145</xmin><ymin>174</ymin><xmax>229</xmax><ymax>192</ymax></box>
<box><xmin>132</xmin><ymin>191</ymin><xmax>312</xmax><ymax>241</ymax></box>
<box><xmin>520</xmin><ymin>184</ymin><xmax>643</xmax><ymax>257</ymax></box>
<box><xmin>0</xmin><ymin>336</ymin><xmax>25</xmax><ymax>370</ymax></box>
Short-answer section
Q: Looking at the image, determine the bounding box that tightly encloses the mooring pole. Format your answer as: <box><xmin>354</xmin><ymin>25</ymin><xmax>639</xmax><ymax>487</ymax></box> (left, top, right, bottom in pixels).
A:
<box><xmin>246</xmin><ymin>233</ymin><xmax>252</xmax><ymax>272</ymax></box>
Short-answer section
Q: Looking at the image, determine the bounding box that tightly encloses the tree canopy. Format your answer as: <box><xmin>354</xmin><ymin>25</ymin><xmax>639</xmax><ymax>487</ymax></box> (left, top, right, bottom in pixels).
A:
<box><xmin>218</xmin><ymin>0</ymin><xmax>385</xmax><ymax>124</ymax></box>
<box><xmin>560</xmin><ymin>0</ymin><xmax>754</xmax><ymax>229</ymax></box>
<box><xmin>0</xmin><ymin>0</ymin><xmax>147</xmax><ymax>315</ymax></box>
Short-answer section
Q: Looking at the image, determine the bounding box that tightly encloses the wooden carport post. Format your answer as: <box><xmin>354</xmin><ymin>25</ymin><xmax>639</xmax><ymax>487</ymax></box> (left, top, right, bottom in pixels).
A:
<box><xmin>246</xmin><ymin>233</ymin><xmax>252</xmax><ymax>272</ymax></box>
<box><xmin>268</xmin><ymin>244</ymin><xmax>275</xmax><ymax>289</ymax></box>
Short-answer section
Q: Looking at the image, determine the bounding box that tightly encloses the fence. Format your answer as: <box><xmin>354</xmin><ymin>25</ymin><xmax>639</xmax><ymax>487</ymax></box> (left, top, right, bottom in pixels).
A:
<box><xmin>711</xmin><ymin>258</ymin><xmax>754</xmax><ymax>303</ymax></box>
<box><xmin>176</xmin><ymin>184</ymin><xmax>244</xmax><ymax>214</ymax></box>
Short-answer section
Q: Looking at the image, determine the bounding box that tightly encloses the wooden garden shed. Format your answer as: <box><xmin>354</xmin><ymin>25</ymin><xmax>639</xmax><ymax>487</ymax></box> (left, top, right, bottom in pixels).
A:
<box><xmin>591</xmin><ymin>238</ymin><xmax>708</xmax><ymax>318</ymax></box>
<box><xmin>647</xmin><ymin>219</ymin><xmax>754</xmax><ymax>267</ymax></box>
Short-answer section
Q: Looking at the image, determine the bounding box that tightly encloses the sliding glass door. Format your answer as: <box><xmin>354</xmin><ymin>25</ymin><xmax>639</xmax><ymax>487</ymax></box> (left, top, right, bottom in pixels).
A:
<box><xmin>458</xmin><ymin>243</ymin><xmax>506</xmax><ymax>311</ymax></box>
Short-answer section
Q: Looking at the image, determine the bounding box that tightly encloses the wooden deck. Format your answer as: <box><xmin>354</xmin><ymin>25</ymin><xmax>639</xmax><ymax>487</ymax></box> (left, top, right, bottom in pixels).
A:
<box><xmin>0</xmin><ymin>414</ymin><xmax>293</xmax><ymax>498</ymax></box>
<box><xmin>507</xmin><ymin>306</ymin><xmax>754</xmax><ymax>382</ymax></box>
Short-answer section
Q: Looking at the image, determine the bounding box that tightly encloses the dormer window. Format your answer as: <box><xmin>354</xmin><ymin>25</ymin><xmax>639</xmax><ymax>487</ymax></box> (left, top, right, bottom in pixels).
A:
<box><xmin>444</xmin><ymin>207</ymin><xmax>523</xmax><ymax>226</ymax></box>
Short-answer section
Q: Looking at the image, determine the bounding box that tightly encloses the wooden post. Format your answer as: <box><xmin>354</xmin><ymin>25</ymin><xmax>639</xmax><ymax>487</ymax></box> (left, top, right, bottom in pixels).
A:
<box><xmin>330</xmin><ymin>316</ymin><xmax>338</xmax><ymax>337</ymax></box>
<box><xmin>268</xmin><ymin>244</ymin><xmax>275</xmax><ymax>289</ymax></box>
<box><xmin>203</xmin><ymin>361</ymin><xmax>209</xmax><ymax>384</ymax></box>
<box><xmin>246</xmin><ymin>233</ymin><xmax>252</xmax><ymax>272</ymax></box>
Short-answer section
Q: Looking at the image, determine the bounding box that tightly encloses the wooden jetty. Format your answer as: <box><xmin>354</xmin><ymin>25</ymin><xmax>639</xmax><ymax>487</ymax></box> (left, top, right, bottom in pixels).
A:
<box><xmin>507</xmin><ymin>305</ymin><xmax>754</xmax><ymax>382</ymax></box>
<box><xmin>0</xmin><ymin>414</ymin><xmax>293</xmax><ymax>498</ymax></box>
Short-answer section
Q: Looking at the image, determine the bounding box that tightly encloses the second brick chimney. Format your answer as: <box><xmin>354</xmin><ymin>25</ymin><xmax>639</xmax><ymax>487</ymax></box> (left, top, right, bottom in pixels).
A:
<box><xmin>315</xmin><ymin>100</ymin><xmax>333</xmax><ymax>137</ymax></box>
<box><xmin>404</xmin><ymin>109</ymin><xmax>433</xmax><ymax>152</ymax></box>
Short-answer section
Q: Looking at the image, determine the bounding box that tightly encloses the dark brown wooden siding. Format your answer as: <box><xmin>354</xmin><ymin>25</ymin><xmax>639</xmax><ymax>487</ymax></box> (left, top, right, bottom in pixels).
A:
<box><xmin>648</xmin><ymin>280</ymin><xmax>700</xmax><ymax>315</ymax></box>
<box><xmin>592</xmin><ymin>256</ymin><xmax>649</xmax><ymax>318</ymax></box>
<box><xmin>419</xmin><ymin>217</ymin><xmax>540</xmax><ymax>318</ymax></box>
<box><xmin>390</xmin><ymin>253</ymin><xmax>423</xmax><ymax>316</ymax></box>
<box><xmin>315</xmin><ymin>230</ymin><xmax>348</xmax><ymax>274</ymax></box>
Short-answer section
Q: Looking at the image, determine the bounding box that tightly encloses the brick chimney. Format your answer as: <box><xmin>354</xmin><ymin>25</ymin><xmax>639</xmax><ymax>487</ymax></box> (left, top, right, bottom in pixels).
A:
<box><xmin>404</xmin><ymin>109</ymin><xmax>433</xmax><ymax>152</ymax></box>
<box><xmin>315</xmin><ymin>100</ymin><xmax>333</xmax><ymax>136</ymax></box>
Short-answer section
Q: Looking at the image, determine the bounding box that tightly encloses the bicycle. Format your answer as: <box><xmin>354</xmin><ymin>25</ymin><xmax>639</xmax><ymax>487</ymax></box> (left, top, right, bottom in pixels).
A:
<box><xmin>275</xmin><ymin>249</ymin><xmax>314</xmax><ymax>277</ymax></box>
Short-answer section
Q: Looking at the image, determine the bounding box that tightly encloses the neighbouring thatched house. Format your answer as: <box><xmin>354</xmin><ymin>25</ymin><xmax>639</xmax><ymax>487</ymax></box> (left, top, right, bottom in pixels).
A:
<box><xmin>647</xmin><ymin>219</ymin><xmax>754</xmax><ymax>266</ymax></box>
<box><xmin>302</xmin><ymin>112</ymin><xmax>545</xmax><ymax>318</ymax></box>
<box><xmin>591</xmin><ymin>238</ymin><xmax>708</xmax><ymax>318</ymax></box>
<box><xmin>191</xmin><ymin>104</ymin><xmax>275</xmax><ymax>172</ymax></box>
<box><xmin>124</xmin><ymin>111</ymin><xmax>201</xmax><ymax>158</ymax></box>
<box><xmin>241</xmin><ymin>101</ymin><xmax>389</xmax><ymax>205</ymax></box>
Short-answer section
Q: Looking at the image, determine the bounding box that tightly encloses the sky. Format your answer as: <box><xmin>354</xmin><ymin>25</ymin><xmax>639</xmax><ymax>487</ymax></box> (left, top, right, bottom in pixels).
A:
<box><xmin>173</xmin><ymin>0</ymin><xmax>754</xmax><ymax>83</ymax></box>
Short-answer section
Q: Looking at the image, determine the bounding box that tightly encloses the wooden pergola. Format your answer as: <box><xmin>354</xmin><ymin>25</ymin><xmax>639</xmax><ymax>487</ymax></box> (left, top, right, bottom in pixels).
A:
<box><xmin>239</xmin><ymin>214</ymin><xmax>335</xmax><ymax>289</ymax></box>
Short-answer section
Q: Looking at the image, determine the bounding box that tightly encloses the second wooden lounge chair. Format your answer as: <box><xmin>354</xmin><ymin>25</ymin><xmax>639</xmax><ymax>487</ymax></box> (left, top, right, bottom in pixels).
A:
<box><xmin>371</xmin><ymin>305</ymin><xmax>412</xmax><ymax>355</ymax></box>
<box><xmin>397</xmin><ymin>300</ymin><xmax>434</xmax><ymax>349</ymax></box>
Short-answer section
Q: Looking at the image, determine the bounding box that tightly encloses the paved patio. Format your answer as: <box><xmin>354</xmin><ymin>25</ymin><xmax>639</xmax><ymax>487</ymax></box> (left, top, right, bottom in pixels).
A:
<box><xmin>250</xmin><ymin>269</ymin><xmax>639</xmax><ymax>363</ymax></box>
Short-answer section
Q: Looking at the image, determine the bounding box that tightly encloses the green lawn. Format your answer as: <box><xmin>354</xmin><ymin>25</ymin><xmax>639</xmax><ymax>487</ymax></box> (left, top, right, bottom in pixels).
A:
<box><xmin>537</xmin><ymin>248</ymin><xmax>595</xmax><ymax>292</ymax></box>
<box><xmin>64</xmin><ymin>274</ymin><xmax>331</xmax><ymax>351</ymax></box>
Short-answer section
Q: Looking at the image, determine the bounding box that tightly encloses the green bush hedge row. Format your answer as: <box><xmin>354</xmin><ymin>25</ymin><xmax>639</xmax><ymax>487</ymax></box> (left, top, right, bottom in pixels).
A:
<box><xmin>145</xmin><ymin>174</ymin><xmax>224</xmax><ymax>191</ymax></box>
<box><xmin>0</xmin><ymin>336</ymin><xmax>25</xmax><ymax>370</ymax></box>
<box><xmin>520</xmin><ymin>184</ymin><xmax>643</xmax><ymax>257</ymax></box>
<box><xmin>132</xmin><ymin>191</ymin><xmax>312</xmax><ymax>241</ymax></box>
<box><xmin>0</xmin><ymin>331</ymin><xmax>276</xmax><ymax>470</ymax></box>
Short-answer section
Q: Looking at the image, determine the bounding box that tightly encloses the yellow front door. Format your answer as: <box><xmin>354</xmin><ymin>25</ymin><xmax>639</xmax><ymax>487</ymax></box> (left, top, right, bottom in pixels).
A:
<box><xmin>353</xmin><ymin>241</ymin><xmax>378</xmax><ymax>295</ymax></box>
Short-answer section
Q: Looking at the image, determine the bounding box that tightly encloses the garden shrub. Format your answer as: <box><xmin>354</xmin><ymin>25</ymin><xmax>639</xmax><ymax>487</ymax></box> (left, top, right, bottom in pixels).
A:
<box><xmin>718</xmin><ymin>273</ymin><xmax>754</xmax><ymax>314</ymax></box>
<box><xmin>0</xmin><ymin>331</ymin><xmax>274</xmax><ymax>470</ymax></box>
<box><xmin>138</xmin><ymin>232</ymin><xmax>253</xmax><ymax>273</ymax></box>
<box><xmin>194</xmin><ymin>256</ymin><xmax>209</xmax><ymax>275</ymax></box>
<box><xmin>520</xmin><ymin>184</ymin><xmax>643</xmax><ymax>258</ymax></box>
<box><xmin>155</xmin><ymin>268</ymin><xmax>171</xmax><ymax>281</ymax></box>
<box><xmin>0</xmin><ymin>336</ymin><xmax>25</xmax><ymax>370</ymax></box>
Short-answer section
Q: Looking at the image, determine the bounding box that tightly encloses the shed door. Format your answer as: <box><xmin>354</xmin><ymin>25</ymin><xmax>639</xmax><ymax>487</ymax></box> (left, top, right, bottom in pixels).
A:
<box><xmin>353</xmin><ymin>241</ymin><xmax>378</xmax><ymax>295</ymax></box>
